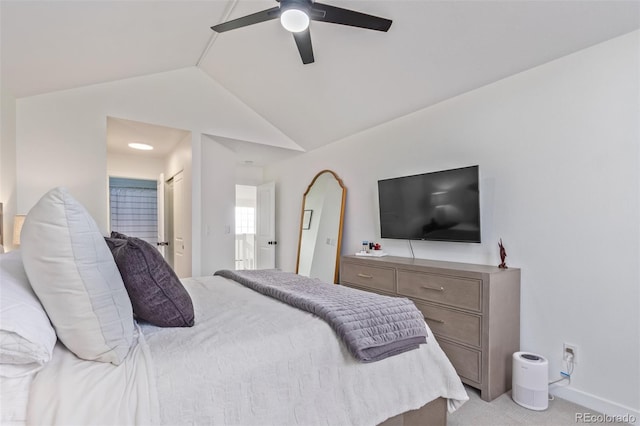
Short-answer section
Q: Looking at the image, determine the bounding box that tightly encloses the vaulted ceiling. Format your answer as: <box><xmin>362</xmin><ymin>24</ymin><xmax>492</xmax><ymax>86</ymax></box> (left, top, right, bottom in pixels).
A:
<box><xmin>2</xmin><ymin>0</ymin><xmax>639</xmax><ymax>156</ymax></box>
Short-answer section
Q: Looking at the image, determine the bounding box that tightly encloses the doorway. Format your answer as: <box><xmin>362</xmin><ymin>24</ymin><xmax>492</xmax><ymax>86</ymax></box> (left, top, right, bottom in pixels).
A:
<box><xmin>165</xmin><ymin>171</ymin><xmax>189</xmax><ymax>277</ymax></box>
<box><xmin>163</xmin><ymin>175</ymin><xmax>174</xmax><ymax>268</ymax></box>
<box><xmin>235</xmin><ymin>185</ymin><xmax>256</xmax><ymax>270</ymax></box>
<box><xmin>106</xmin><ymin>116</ymin><xmax>192</xmax><ymax>278</ymax></box>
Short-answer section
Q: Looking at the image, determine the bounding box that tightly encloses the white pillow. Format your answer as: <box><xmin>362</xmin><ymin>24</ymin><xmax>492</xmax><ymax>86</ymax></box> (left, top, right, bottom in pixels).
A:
<box><xmin>21</xmin><ymin>187</ymin><xmax>134</xmax><ymax>365</ymax></box>
<box><xmin>0</xmin><ymin>250</ymin><xmax>56</xmax><ymax>377</ymax></box>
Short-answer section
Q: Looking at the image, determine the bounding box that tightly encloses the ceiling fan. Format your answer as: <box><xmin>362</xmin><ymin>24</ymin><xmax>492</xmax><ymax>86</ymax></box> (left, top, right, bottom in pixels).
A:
<box><xmin>210</xmin><ymin>0</ymin><xmax>392</xmax><ymax>65</ymax></box>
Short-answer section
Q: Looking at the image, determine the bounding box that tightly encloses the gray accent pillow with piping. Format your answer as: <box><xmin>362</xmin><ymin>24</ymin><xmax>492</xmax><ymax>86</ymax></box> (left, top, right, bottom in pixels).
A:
<box><xmin>105</xmin><ymin>236</ymin><xmax>194</xmax><ymax>327</ymax></box>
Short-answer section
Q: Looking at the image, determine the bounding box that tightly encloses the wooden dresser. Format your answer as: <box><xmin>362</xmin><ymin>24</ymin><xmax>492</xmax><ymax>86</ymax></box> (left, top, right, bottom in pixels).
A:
<box><xmin>340</xmin><ymin>255</ymin><xmax>520</xmax><ymax>402</ymax></box>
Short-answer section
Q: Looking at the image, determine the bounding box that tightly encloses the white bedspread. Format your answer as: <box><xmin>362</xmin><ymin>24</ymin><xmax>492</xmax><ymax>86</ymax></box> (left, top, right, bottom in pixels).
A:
<box><xmin>28</xmin><ymin>325</ymin><xmax>159</xmax><ymax>425</ymax></box>
<box><xmin>28</xmin><ymin>275</ymin><xmax>467</xmax><ymax>425</ymax></box>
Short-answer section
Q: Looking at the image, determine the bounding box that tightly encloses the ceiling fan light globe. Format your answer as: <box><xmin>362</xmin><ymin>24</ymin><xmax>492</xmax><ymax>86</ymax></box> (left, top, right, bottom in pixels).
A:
<box><xmin>280</xmin><ymin>9</ymin><xmax>309</xmax><ymax>32</ymax></box>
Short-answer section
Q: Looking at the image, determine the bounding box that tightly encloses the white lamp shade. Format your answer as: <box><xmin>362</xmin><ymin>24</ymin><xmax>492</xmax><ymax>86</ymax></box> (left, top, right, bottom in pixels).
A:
<box><xmin>280</xmin><ymin>9</ymin><xmax>309</xmax><ymax>32</ymax></box>
<box><xmin>13</xmin><ymin>215</ymin><xmax>26</xmax><ymax>245</ymax></box>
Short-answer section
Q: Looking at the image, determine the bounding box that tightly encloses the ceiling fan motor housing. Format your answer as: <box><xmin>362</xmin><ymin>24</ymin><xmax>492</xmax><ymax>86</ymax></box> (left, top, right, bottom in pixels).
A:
<box><xmin>279</xmin><ymin>0</ymin><xmax>313</xmax><ymax>14</ymax></box>
<box><xmin>211</xmin><ymin>0</ymin><xmax>391</xmax><ymax>64</ymax></box>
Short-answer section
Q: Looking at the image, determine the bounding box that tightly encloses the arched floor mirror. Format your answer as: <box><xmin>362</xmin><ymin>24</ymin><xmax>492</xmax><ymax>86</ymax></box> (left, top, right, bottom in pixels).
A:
<box><xmin>296</xmin><ymin>170</ymin><xmax>346</xmax><ymax>284</ymax></box>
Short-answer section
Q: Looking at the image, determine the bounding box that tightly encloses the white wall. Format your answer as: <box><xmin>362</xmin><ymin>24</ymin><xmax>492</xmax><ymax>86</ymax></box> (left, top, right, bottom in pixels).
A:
<box><xmin>0</xmin><ymin>89</ymin><xmax>17</xmax><ymax>250</ymax></box>
<box><xmin>236</xmin><ymin>164</ymin><xmax>264</xmax><ymax>186</ymax></box>
<box><xmin>107</xmin><ymin>152</ymin><xmax>165</xmax><ymax>181</ymax></box>
<box><xmin>165</xmin><ymin>133</ymin><xmax>192</xmax><ymax>182</ymax></box>
<box><xmin>265</xmin><ymin>31</ymin><xmax>640</xmax><ymax>417</ymax></box>
<box><xmin>199</xmin><ymin>135</ymin><xmax>236</xmax><ymax>275</ymax></box>
<box><xmin>15</xmin><ymin>67</ymin><xmax>295</xmax><ymax>275</ymax></box>
<box><xmin>16</xmin><ymin>92</ymin><xmax>109</xmax><ymax>226</ymax></box>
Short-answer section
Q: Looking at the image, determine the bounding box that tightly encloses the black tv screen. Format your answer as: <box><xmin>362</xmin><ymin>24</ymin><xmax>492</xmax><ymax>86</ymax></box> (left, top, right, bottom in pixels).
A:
<box><xmin>378</xmin><ymin>165</ymin><xmax>481</xmax><ymax>243</ymax></box>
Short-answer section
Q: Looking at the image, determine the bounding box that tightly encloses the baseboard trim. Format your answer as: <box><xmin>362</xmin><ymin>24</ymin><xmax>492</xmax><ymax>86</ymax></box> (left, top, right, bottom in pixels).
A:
<box><xmin>550</xmin><ymin>386</ymin><xmax>639</xmax><ymax>425</ymax></box>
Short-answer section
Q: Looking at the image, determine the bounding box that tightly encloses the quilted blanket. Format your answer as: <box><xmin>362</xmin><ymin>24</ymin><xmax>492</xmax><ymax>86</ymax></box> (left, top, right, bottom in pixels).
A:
<box><xmin>214</xmin><ymin>269</ymin><xmax>427</xmax><ymax>362</ymax></box>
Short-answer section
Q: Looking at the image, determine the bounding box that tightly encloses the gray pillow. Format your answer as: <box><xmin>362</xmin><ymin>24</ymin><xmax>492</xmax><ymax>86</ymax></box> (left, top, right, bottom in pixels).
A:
<box><xmin>110</xmin><ymin>231</ymin><xmax>129</xmax><ymax>239</ymax></box>
<box><xmin>105</xmin><ymin>236</ymin><xmax>194</xmax><ymax>327</ymax></box>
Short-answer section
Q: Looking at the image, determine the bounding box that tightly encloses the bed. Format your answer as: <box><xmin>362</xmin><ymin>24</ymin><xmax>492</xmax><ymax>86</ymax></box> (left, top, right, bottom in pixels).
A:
<box><xmin>0</xmin><ymin>187</ymin><xmax>468</xmax><ymax>425</ymax></box>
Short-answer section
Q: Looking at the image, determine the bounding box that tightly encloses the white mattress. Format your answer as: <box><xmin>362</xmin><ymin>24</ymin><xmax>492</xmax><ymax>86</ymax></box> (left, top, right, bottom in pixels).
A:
<box><xmin>28</xmin><ymin>275</ymin><xmax>467</xmax><ymax>425</ymax></box>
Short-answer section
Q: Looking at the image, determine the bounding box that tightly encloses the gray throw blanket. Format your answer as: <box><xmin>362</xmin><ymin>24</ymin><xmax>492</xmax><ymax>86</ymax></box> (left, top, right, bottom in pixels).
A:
<box><xmin>214</xmin><ymin>269</ymin><xmax>427</xmax><ymax>362</ymax></box>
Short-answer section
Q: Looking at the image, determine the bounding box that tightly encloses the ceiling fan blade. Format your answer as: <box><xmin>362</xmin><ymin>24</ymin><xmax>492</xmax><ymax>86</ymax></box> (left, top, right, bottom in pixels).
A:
<box><xmin>310</xmin><ymin>3</ymin><xmax>391</xmax><ymax>32</ymax></box>
<box><xmin>211</xmin><ymin>6</ymin><xmax>280</xmax><ymax>33</ymax></box>
<box><xmin>292</xmin><ymin>30</ymin><xmax>314</xmax><ymax>64</ymax></box>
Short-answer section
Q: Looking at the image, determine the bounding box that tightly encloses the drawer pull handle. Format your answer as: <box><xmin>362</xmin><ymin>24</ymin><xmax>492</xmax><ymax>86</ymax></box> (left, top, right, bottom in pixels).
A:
<box><xmin>424</xmin><ymin>316</ymin><xmax>445</xmax><ymax>324</ymax></box>
<box><xmin>421</xmin><ymin>286</ymin><xmax>445</xmax><ymax>292</ymax></box>
<box><xmin>357</xmin><ymin>273</ymin><xmax>373</xmax><ymax>279</ymax></box>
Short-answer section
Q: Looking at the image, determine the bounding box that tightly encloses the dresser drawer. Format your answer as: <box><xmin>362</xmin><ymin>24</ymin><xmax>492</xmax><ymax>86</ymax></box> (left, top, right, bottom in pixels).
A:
<box><xmin>341</xmin><ymin>283</ymin><xmax>396</xmax><ymax>298</ymax></box>
<box><xmin>341</xmin><ymin>262</ymin><xmax>395</xmax><ymax>292</ymax></box>
<box><xmin>397</xmin><ymin>270</ymin><xmax>482</xmax><ymax>312</ymax></box>
<box><xmin>415</xmin><ymin>302</ymin><xmax>481</xmax><ymax>347</ymax></box>
<box><xmin>438</xmin><ymin>340</ymin><xmax>481</xmax><ymax>383</ymax></box>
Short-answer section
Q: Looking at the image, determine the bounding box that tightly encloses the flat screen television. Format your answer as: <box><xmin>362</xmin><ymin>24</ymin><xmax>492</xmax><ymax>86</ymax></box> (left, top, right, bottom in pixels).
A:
<box><xmin>378</xmin><ymin>165</ymin><xmax>481</xmax><ymax>243</ymax></box>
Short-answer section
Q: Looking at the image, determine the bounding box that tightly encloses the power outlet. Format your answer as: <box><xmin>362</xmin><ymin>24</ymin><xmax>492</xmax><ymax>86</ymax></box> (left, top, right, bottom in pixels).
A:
<box><xmin>563</xmin><ymin>343</ymin><xmax>578</xmax><ymax>364</ymax></box>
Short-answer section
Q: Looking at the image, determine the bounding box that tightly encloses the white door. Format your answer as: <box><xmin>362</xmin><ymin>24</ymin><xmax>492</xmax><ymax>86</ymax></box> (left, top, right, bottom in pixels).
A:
<box><xmin>256</xmin><ymin>181</ymin><xmax>276</xmax><ymax>269</ymax></box>
<box><xmin>157</xmin><ymin>173</ymin><xmax>167</xmax><ymax>257</ymax></box>
<box><xmin>173</xmin><ymin>171</ymin><xmax>188</xmax><ymax>277</ymax></box>
<box><xmin>165</xmin><ymin>179</ymin><xmax>175</xmax><ymax>269</ymax></box>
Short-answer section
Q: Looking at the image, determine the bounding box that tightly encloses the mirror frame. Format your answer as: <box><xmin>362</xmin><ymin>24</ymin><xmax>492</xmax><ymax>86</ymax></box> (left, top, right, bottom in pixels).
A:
<box><xmin>295</xmin><ymin>170</ymin><xmax>347</xmax><ymax>284</ymax></box>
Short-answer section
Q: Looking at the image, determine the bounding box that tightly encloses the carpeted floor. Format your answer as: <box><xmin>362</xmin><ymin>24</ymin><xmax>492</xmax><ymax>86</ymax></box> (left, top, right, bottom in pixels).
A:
<box><xmin>448</xmin><ymin>386</ymin><xmax>609</xmax><ymax>426</ymax></box>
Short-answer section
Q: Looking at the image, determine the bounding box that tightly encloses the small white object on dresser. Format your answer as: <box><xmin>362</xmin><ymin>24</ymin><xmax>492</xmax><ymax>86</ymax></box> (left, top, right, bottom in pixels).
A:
<box><xmin>340</xmin><ymin>255</ymin><xmax>521</xmax><ymax>402</ymax></box>
<box><xmin>354</xmin><ymin>251</ymin><xmax>388</xmax><ymax>257</ymax></box>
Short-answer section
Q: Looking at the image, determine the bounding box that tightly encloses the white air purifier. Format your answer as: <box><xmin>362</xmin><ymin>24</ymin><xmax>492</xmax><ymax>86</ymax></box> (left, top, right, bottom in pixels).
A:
<box><xmin>512</xmin><ymin>352</ymin><xmax>549</xmax><ymax>411</ymax></box>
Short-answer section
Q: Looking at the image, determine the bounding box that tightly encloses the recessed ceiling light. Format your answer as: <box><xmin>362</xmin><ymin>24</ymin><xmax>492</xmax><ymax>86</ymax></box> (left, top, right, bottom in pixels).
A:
<box><xmin>128</xmin><ymin>142</ymin><xmax>154</xmax><ymax>151</ymax></box>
